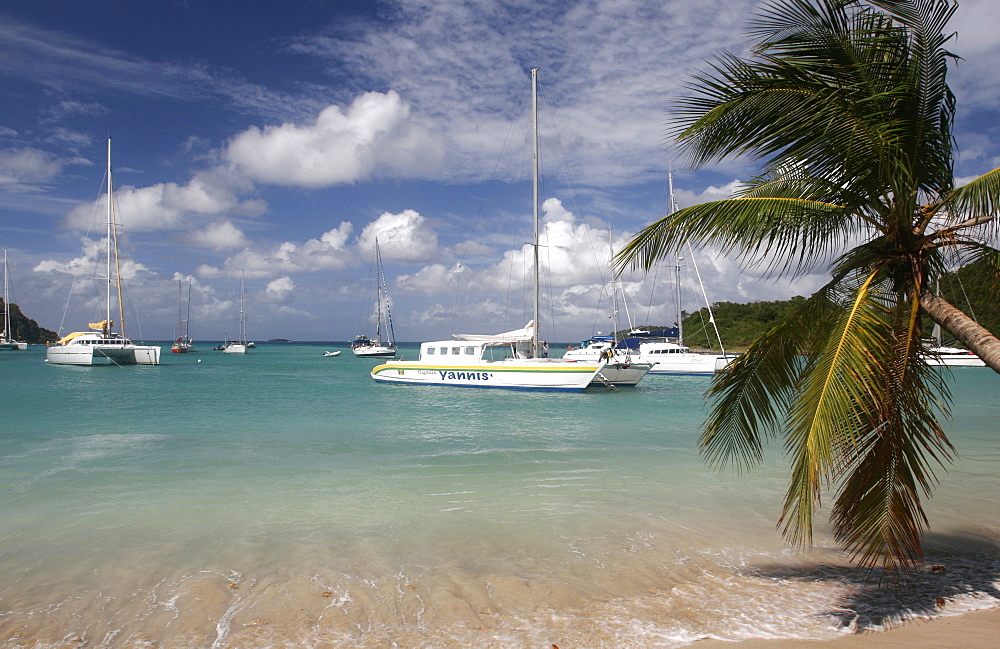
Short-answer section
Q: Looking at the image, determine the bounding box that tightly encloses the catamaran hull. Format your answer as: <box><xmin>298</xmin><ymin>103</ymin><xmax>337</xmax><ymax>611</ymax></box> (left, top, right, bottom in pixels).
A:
<box><xmin>0</xmin><ymin>341</ymin><xmax>27</xmax><ymax>350</ymax></box>
<box><xmin>593</xmin><ymin>363</ymin><xmax>653</xmax><ymax>386</ymax></box>
<box><xmin>46</xmin><ymin>344</ymin><xmax>161</xmax><ymax>366</ymax></box>
<box><xmin>372</xmin><ymin>361</ymin><xmax>603</xmax><ymax>392</ymax></box>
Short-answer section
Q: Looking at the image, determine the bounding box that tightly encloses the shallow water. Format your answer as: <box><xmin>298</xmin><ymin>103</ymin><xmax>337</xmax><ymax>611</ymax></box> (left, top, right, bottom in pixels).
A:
<box><xmin>1</xmin><ymin>343</ymin><xmax>997</xmax><ymax>647</ymax></box>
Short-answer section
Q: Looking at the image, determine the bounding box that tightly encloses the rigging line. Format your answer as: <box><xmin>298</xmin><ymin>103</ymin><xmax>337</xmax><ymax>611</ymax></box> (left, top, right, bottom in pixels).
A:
<box><xmin>451</xmin><ymin>82</ymin><xmax>530</xmax><ymax>335</ymax></box>
<box><xmin>686</xmin><ymin>241</ymin><xmax>727</xmax><ymax>355</ymax></box>
<box><xmin>536</xmin><ymin>78</ymin><xmax>607</xmax><ymax>287</ymax></box>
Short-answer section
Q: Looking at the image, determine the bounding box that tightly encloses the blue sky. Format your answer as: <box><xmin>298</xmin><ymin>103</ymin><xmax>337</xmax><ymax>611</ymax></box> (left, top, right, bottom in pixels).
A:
<box><xmin>1</xmin><ymin>0</ymin><xmax>998</xmax><ymax>343</ymax></box>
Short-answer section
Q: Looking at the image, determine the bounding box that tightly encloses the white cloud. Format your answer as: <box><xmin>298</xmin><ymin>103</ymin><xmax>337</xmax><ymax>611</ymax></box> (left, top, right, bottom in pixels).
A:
<box><xmin>265</xmin><ymin>276</ymin><xmax>295</xmax><ymax>303</ymax></box>
<box><xmin>396</xmin><ymin>262</ymin><xmax>462</xmax><ymax>294</ymax></box>
<box><xmin>199</xmin><ymin>221</ymin><xmax>355</xmax><ymax>279</ymax></box>
<box><xmin>63</xmin><ymin>167</ymin><xmax>266</xmax><ymax>232</ymax></box>
<box><xmin>224</xmin><ymin>91</ymin><xmax>445</xmax><ymax>188</ymax></box>
<box><xmin>0</xmin><ymin>147</ymin><xmax>65</xmax><ymax>188</ymax></box>
<box><xmin>186</xmin><ymin>220</ymin><xmax>250</xmax><ymax>251</ymax></box>
<box><xmin>358</xmin><ymin>209</ymin><xmax>439</xmax><ymax>263</ymax></box>
<box><xmin>34</xmin><ymin>241</ymin><xmax>148</xmax><ymax>282</ymax></box>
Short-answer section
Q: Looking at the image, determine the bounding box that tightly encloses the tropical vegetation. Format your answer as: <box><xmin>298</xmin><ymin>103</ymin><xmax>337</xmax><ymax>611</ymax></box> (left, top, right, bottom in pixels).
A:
<box><xmin>616</xmin><ymin>0</ymin><xmax>1000</xmax><ymax>573</ymax></box>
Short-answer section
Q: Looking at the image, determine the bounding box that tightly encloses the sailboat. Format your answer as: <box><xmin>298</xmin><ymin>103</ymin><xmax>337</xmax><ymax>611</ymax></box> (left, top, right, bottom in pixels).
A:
<box><xmin>372</xmin><ymin>69</ymin><xmax>647</xmax><ymax>391</ymax></box>
<box><xmin>171</xmin><ymin>280</ymin><xmax>194</xmax><ymax>353</ymax></box>
<box><xmin>1</xmin><ymin>250</ymin><xmax>27</xmax><ymax>350</ymax></box>
<box><xmin>561</xmin><ymin>230</ymin><xmax>653</xmax><ymax>385</ymax></box>
<box><xmin>351</xmin><ymin>239</ymin><xmax>397</xmax><ymax>358</ymax></box>
<box><xmin>46</xmin><ymin>140</ymin><xmax>161</xmax><ymax>365</ymax></box>
<box><xmin>223</xmin><ymin>271</ymin><xmax>249</xmax><ymax>354</ymax></box>
<box><xmin>622</xmin><ymin>174</ymin><xmax>736</xmax><ymax>375</ymax></box>
<box><xmin>921</xmin><ymin>281</ymin><xmax>985</xmax><ymax>367</ymax></box>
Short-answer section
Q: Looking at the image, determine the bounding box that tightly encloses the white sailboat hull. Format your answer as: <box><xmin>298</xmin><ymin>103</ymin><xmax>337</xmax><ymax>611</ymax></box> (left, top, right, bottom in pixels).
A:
<box><xmin>1</xmin><ymin>340</ymin><xmax>27</xmax><ymax>351</ymax></box>
<box><xmin>223</xmin><ymin>343</ymin><xmax>247</xmax><ymax>354</ymax></box>
<box><xmin>922</xmin><ymin>347</ymin><xmax>986</xmax><ymax>367</ymax></box>
<box><xmin>645</xmin><ymin>354</ymin><xmax>735</xmax><ymax>375</ymax></box>
<box><xmin>352</xmin><ymin>345</ymin><xmax>396</xmax><ymax>358</ymax></box>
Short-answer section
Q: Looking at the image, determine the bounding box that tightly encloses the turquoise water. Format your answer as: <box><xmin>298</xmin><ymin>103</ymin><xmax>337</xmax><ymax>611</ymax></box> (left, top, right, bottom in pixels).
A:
<box><xmin>1</xmin><ymin>343</ymin><xmax>998</xmax><ymax>648</ymax></box>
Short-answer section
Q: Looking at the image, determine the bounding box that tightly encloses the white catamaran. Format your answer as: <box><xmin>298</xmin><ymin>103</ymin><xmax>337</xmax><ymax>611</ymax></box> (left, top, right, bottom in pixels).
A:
<box><xmin>46</xmin><ymin>140</ymin><xmax>161</xmax><ymax>366</ymax></box>
<box><xmin>1</xmin><ymin>249</ymin><xmax>27</xmax><ymax>351</ymax></box>
<box><xmin>372</xmin><ymin>69</ymin><xmax>650</xmax><ymax>391</ymax></box>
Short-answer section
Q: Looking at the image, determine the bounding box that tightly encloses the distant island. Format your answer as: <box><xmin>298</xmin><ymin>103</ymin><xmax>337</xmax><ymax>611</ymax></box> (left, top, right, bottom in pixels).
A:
<box><xmin>267</xmin><ymin>338</ymin><xmax>292</xmax><ymax>343</ymax></box>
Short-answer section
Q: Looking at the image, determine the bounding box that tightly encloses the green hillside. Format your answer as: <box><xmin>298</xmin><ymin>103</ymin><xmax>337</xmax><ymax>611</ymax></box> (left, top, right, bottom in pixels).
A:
<box><xmin>641</xmin><ymin>260</ymin><xmax>997</xmax><ymax>351</ymax></box>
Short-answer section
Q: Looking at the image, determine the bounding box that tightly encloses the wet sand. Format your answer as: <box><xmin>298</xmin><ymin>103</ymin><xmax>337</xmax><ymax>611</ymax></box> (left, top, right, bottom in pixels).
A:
<box><xmin>693</xmin><ymin>607</ymin><xmax>999</xmax><ymax>649</ymax></box>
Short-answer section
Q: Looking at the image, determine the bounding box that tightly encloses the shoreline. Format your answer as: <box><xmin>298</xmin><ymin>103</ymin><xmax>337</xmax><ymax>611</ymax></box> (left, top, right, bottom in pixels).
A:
<box><xmin>692</xmin><ymin>606</ymin><xmax>999</xmax><ymax>649</ymax></box>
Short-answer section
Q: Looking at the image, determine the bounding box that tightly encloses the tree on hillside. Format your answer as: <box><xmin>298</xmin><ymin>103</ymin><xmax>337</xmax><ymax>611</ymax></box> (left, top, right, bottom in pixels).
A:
<box><xmin>616</xmin><ymin>0</ymin><xmax>1000</xmax><ymax>573</ymax></box>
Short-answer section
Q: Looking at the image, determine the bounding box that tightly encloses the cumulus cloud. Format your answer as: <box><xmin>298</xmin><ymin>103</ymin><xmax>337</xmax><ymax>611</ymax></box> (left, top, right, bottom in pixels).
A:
<box><xmin>358</xmin><ymin>209</ymin><xmax>439</xmax><ymax>263</ymax></box>
<box><xmin>0</xmin><ymin>147</ymin><xmax>66</xmax><ymax>188</ymax></box>
<box><xmin>63</xmin><ymin>167</ymin><xmax>266</xmax><ymax>232</ymax></box>
<box><xmin>264</xmin><ymin>276</ymin><xmax>295</xmax><ymax>302</ymax></box>
<box><xmin>185</xmin><ymin>220</ymin><xmax>250</xmax><ymax>251</ymax></box>
<box><xmin>224</xmin><ymin>91</ymin><xmax>445</xmax><ymax>188</ymax></box>
<box><xmin>198</xmin><ymin>221</ymin><xmax>355</xmax><ymax>279</ymax></box>
<box><xmin>35</xmin><ymin>243</ymin><xmax>152</xmax><ymax>283</ymax></box>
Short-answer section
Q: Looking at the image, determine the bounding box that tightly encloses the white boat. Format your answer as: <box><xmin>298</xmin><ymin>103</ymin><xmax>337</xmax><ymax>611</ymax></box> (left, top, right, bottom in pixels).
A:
<box><xmin>352</xmin><ymin>239</ymin><xmax>397</xmax><ymax>358</ymax></box>
<box><xmin>1</xmin><ymin>249</ymin><xmax>27</xmax><ymax>351</ymax></box>
<box><xmin>170</xmin><ymin>280</ymin><xmax>194</xmax><ymax>353</ymax></box>
<box><xmin>223</xmin><ymin>272</ymin><xmax>249</xmax><ymax>354</ymax></box>
<box><xmin>372</xmin><ymin>321</ymin><xmax>614</xmax><ymax>391</ymax></box>
<box><xmin>559</xmin><ymin>230</ymin><xmax>652</xmax><ymax>386</ymax></box>
<box><xmin>922</xmin><ymin>344</ymin><xmax>986</xmax><ymax>367</ymax></box>
<box><xmin>323</xmin><ymin>350</ymin><xmax>342</xmax><ymax>357</ymax></box>
<box><xmin>631</xmin><ymin>335</ymin><xmax>735</xmax><ymax>375</ymax></box>
<box><xmin>46</xmin><ymin>140</ymin><xmax>161</xmax><ymax>366</ymax></box>
<box><xmin>921</xmin><ymin>312</ymin><xmax>985</xmax><ymax>366</ymax></box>
<box><xmin>625</xmin><ymin>173</ymin><xmax>736</xmax><ymax>376</ymax></box>
<box><xmin>373</xmin><ymin>69</ymin><xmax>648</xmax><ymax>391</ymax></box>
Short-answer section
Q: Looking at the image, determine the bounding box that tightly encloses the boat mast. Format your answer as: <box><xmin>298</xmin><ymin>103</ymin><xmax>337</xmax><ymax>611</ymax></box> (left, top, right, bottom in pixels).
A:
<box><xmin>177</xmin><ymin>280</ymin><xmax>184</xmax><ymax>341</ymax></box>
<box><xmin>3</xmin><ymin>249</ymin><xmax>9</xmax><ymax>341</ymax></box>
<box><xmin>106</xmin><ymin>139</ymin><xmax>113</xmax><ymax>335</ymax></box>
<box><xmin>185</xmin><ymin>280</ymin><xmax>192</xmax><ymax>342</ymax></box>
<box><xmin>374</xmin><ymin>239</ymin><xmax>384</xmax><ymax>343</ymax></box>
<box><xmin>375</xmin><ymin>239</ymin><xmax>395</xmax><ymax>346</ymax></box>
<box><xmin>531</xmin><ymin>68</ymin><xmax>540</xmax><ymax>358</ymax></box>
<box><xmin>668</xmin><ymin>172</ymin><xmax>683</xmax><ymax>346</ymax></box>
<box><xmin>239</xmin><ymin>270</ymin><xmax>247</xmax><ymax>343</ymax></box>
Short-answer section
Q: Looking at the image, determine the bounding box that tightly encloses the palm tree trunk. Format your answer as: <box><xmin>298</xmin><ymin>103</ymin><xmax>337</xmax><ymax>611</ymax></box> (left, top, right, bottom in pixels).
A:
<box><xmin>920</xmin><ymin>291</ymin><xmax>1000</xmax><ymax>374</ymax></box>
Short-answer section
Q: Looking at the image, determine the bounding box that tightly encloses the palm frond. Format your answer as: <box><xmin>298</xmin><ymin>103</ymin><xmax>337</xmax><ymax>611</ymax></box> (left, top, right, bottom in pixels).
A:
<box><xmin>700</xmin><ymin>284</ymin><xmax>841</xmax><ymax>473</ymax></box>
<box><xmin>614</xmin><ymin>195</ymin><xmax>852</xmax><ymax>278</ymax></box>
<box><xmin>831</xmin><ymin>289</ymin><xmax>954</xmax><ymax>572</ymax></box>
<box><xmin>945</xmin><ymin>167</ymin><xmax>1000</xmax><ymax>235</ymax></box>
<box><xmin>780</xmin><ymin>266</ymin><xmax>892</xmax><ymax>548</ymax></box>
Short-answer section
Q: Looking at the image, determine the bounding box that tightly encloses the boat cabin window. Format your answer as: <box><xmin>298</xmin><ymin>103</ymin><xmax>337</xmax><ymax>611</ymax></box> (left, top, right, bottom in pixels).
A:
<box><xmin>425</xmin><ymin>347</ymin><xmax>435</xmax><ymax>355</ymax></box>
<box><xmin>464</xmin><ymin>346</ymin><xmax>476</xmax><ymax>355</ymax></box>
<box><xmin>451</xmin><ymin>347</ymin><xmax>462</xmax><ymax>355</ymax></box>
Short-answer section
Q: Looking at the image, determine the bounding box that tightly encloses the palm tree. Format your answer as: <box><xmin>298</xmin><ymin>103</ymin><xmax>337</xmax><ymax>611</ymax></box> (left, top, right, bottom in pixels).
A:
<box><xmin>616</xmin><ymin>0</ymin><xmax>1000</xmax><ymax>573</ymax></box>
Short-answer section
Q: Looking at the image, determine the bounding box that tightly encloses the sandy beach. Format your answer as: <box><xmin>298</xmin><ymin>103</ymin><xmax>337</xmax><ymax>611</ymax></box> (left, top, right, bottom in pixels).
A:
<box><xmin>693</xmin><ymin>607</ymin><xmax>999</xmax><ymax>649</ymax></box>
